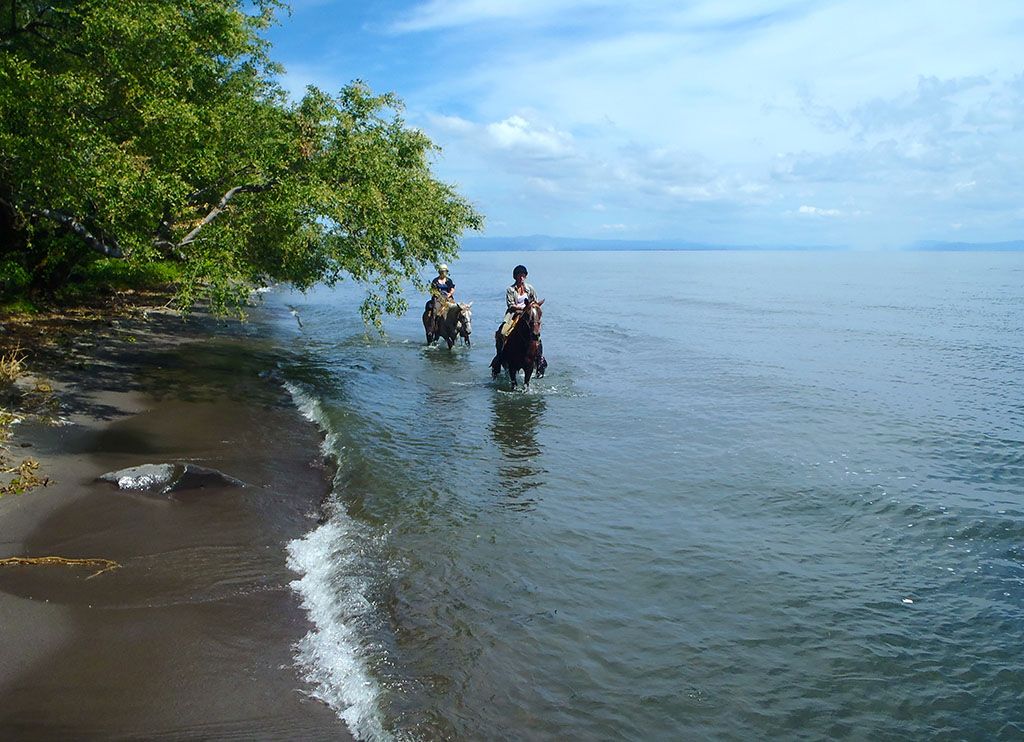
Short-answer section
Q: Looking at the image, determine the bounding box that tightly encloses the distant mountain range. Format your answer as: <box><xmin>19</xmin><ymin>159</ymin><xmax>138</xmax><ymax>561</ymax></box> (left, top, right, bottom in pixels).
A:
<box><xmin>461</xmin><ymin>236</ymin><xmax>1024</xmax><ymax>252</ymax></box>
<box><xmin>907</xmin><ymin>240</ymin><xmax>1024</xmax><ymax>252</ymax></box>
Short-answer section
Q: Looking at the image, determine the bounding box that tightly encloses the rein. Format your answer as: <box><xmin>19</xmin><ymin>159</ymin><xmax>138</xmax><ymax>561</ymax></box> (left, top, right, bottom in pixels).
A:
<box><xmin>511</xmin><ymin>304</ymin><xmax>541</xmax><ymax>341</ymax></box>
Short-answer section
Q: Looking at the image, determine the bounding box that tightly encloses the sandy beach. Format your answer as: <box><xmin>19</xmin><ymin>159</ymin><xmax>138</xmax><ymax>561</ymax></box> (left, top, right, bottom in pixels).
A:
<box><xmin>0</xmin><ymin>306</ymin><xmax>351</xmax><ymax>740</ymax></box>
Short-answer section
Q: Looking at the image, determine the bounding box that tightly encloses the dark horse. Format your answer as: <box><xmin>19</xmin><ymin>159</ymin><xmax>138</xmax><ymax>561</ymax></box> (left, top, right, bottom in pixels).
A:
<box><xmin>491</xmin><ymin>299</ymin><xmax>546</xmax><ymax>389</ymax></box>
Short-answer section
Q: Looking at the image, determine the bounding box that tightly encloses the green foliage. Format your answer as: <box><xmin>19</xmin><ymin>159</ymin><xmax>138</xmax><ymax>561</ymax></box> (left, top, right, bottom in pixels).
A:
<box><xmin>0</xmin><ymin>1</ymin><xmax>482</xmax><ymax>325</ymax></box>
<box><xmin>0</xmin><ymin>298</ymin><xmax>38</xmax><ymax>314</ymax></box>
<box><xmin>55</xmin><ymin>258</ymin><xmax>183</xmax><ymax>303</ymax></box>
<box><xmin>0</xmin><ymin>260</ymin><xmax>30</xmax><ymax>299</ymax></box>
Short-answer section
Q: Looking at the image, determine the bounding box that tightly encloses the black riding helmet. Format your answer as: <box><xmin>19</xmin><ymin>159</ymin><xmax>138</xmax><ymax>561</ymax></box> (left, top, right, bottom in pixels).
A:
<box><xmin>513</xmin><ymin>265</ymin><xmax>528</xmax><ymax>279</ymax></box>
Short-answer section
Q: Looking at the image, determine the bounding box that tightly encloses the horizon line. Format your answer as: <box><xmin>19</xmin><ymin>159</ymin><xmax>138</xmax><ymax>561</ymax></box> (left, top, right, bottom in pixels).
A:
<box><xmin>460</xmin><ymin>236</ymin><xmax>1024</xmax><ymax>252</ymax></box>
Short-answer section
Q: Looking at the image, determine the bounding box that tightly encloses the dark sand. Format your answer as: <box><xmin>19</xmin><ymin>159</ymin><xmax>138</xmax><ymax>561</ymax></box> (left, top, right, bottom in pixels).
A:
<box><xmin>0</xmin><ymin>309</ymin><xmax>351</xmax><ymax>740</ymax></box>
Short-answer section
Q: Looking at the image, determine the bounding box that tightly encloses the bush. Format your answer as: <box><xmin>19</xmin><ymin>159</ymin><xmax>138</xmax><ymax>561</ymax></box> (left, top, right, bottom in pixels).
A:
<box><xmin>0</xmin><ymin>261</ymin><xmax>30</xmax><ymax>301</ymax></box>
<box><xmin>55</xmin><ymin>258</ymin><xmax>183</xmax><ymax>303</ymax></box>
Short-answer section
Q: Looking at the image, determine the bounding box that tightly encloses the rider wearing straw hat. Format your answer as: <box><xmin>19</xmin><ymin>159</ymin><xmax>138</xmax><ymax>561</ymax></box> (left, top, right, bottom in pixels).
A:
<box><xmin>425</xmin><ymin>263</ymin><xmax>455</xmax><ymax>323</ymax></box>
<box><xmin>431</xmin><ymin>263</ymin><xmax>455</xmax><ymax>302</ymax></box>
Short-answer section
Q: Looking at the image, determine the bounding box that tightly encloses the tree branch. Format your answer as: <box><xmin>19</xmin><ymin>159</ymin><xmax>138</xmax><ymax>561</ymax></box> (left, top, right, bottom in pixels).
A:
<box><xmin>1</xmin><ymin>4</ymin><xmax>58</xmax><ymax>44</ymax></box>
<box><xmin>177</xmin><ymin>182</ymin><xmax>275</xmax><ymax>247</ymax></box>
<box><xmin>34</xmin><ymin>208</ymin><xmax>124</xmax><ymax>258</ymax></box>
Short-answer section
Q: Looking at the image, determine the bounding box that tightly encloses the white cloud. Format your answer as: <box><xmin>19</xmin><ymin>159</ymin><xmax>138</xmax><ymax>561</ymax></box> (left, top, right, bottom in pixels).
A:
<box><xmin>274</xmin><ymin>0</ymin><xmax>1024</xmax><ymax>243</ymax></box>
<box><xmin>485</xmin><ymin>116</ymin><xmax>574</xmax><ymax>156</ymax></box>
<box><xmin>429</xmin><ymin>114</ymin><xmax>477</xmax><ymax>135</ymax></box>
<box><xmin>428</xmin><ymin>112</ymin><xmax>574</xmax><ymax>159</ymax></box>
<box><xmin>390</xmin><ymin>0</ymin><xmax>654</xmax><ymax>32</ymax></box>
<box><xmin>525</xmin><ymin>176</ymin><xmax>562</xmax><ymax>195</ymax></box>
<box><xmin>798</xmin><ymin>205</ymin><xmax>842</xmax><ymax>216</ymax></box>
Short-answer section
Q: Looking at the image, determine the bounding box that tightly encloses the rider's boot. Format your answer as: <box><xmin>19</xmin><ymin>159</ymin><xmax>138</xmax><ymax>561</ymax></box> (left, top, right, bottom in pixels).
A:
<box><xmin>536</xmin><ymin>339</ymin><xmax>547</xmax><ymax>377</ymax></box>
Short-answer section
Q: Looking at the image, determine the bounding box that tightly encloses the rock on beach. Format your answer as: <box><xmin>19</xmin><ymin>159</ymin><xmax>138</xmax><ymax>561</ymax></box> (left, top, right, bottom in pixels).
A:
<box><xmin>98</xmin><ymin>462</ymin><xmax>247</xmax><ymax>495</ymax></box>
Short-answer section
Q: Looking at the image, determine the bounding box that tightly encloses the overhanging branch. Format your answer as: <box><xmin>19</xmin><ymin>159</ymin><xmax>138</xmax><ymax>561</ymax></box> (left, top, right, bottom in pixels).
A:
<box><xmin>2</xmin><ymin>4</ymin><xmax>62</xmax><ymax>46</ymax></box>
<box><xmin>177</xmin><ymin>181</ymin><xmax>275</xmax><ymax>247</ymax></box>
<box><xmin>34</xmin><ymin>207</ymin><xmax>123</xmax><ymax>258</ymax></box>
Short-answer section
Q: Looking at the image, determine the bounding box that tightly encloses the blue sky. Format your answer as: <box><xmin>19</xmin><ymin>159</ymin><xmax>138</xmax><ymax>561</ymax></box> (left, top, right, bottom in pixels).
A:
<box><xmin>264</xmin><ymin>1</ymin><xmax>1024</xmax><ymax>248</ymax></box>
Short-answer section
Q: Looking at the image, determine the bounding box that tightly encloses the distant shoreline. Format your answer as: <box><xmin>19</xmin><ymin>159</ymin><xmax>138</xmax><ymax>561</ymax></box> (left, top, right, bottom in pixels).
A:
<box><xmin>460</xmin><ymin>236</ymin><xmax>1024</xmax><ymax>252</ymax></box>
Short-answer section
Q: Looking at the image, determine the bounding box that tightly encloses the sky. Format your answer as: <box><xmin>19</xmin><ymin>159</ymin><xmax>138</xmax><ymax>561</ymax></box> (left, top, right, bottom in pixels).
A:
<box><xmin>264</xmin><ymin>1</ymin><xmax>1024</xmax><ymax>248</ymax></box>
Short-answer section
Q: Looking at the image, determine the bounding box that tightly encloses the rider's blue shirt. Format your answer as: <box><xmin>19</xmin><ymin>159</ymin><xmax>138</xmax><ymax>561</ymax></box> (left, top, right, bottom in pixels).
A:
<box><xmin>432</xmin><ymin>276</ymin><xmax>454</xmax><ymax>294</ymax></box>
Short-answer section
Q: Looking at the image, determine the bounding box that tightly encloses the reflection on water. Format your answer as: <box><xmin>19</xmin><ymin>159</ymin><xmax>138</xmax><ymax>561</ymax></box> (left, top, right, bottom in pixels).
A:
<box><xmin>489</xmin><ymin>393</ymin><xmax>547</xmax><ymax>510</ymax></box>
<box><xmin>421</xmin><ymin>343</ymin><xmax>468</xmax><ymax>368</ymax></box>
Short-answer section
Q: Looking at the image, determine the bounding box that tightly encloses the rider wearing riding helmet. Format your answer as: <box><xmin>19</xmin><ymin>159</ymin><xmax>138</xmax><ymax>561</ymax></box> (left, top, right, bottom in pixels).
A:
<box><xmin>500</xmin><ymin>264</ymin><xmax>537</xmax><ymax>336</ymax></box>
<box><xmin>494</xmin><ymin>264</ymin><xmax>547</xmax><ymax>375</ymax></box>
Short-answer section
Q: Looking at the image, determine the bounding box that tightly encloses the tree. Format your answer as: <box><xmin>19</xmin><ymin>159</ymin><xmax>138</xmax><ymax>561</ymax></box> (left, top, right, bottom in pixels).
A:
<box><xmin>0</xmin><ymin>1</ymin><xmax>482</xmax><ymax>325</ymax></box>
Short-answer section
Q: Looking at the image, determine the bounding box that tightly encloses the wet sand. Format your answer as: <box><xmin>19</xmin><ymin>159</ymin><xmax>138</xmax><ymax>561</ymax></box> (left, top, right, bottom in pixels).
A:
<box><xmin>0</xmin><ymin>309</ymin><xmax>351</xmax><ymax>740</ymax></box>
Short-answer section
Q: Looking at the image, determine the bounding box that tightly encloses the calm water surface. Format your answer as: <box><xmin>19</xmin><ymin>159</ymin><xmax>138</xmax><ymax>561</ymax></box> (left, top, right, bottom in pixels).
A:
<box><xmin>267</xmin><ymin>251</ymin><xmax>1024</xmax><ymax>741</ymax></box>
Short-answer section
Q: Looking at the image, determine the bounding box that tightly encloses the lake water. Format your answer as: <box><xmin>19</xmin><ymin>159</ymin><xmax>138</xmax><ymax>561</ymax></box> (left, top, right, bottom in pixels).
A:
<box><xmin>263</xmin><ymin>250</ymin><xmax>1024</xmax><ymax>741</ymax></box>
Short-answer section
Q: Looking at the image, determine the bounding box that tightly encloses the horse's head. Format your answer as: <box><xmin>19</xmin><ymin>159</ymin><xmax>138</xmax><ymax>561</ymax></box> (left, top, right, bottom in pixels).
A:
<box><xmin>456</xmin><ymin>301</ymin><xmax>473</xmax><ymax>344</ymax></box>
<box><xmin>524</xmin><ymin>299</ymin><xmax>543</xmax><ymax>340</ymax></box>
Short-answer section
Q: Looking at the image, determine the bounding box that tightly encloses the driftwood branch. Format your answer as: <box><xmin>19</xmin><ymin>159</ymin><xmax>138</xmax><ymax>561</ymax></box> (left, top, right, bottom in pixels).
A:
<box><xmin>0</xmin><ymin>555</ymin><xmax>121</xmax><ymax>579</ymax></box>
<box><xmin>34</xmin><ymin>207</ymin><xmax>123</xmax><ymax>258</ymax></box>
<box><xmin>177</xmin><ymin>181</ymin><xmax>275</xmax><ymax>247</ymax></box>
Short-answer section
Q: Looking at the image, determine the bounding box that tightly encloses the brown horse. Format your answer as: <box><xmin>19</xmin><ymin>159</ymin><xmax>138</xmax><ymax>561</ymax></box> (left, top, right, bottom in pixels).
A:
<box><xmin>491</xmin><ymin>299</ymin><xmax>545</xmax><ymax>389</ymax></box>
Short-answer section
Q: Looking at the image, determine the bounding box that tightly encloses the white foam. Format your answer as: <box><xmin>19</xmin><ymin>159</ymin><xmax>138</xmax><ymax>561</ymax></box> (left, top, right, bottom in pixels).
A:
<box><xmin>283</xmin><ymin>381</ymin><xmax>342</xmax><ymax>462</ymax></box>
<box><xmin>282</xmin><ymin>380</ymin><xmax>394</xmax><ymax>740</ymax></box>
<box><xmin>287</xmin><ymin>520</ymin><xmax>394</xmax><ymax>742</ymax></box>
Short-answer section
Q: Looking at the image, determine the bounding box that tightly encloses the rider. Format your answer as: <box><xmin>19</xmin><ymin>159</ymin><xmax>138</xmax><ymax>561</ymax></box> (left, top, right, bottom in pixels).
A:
<box><xmin>500</xmin><ymin>264</ymin><xmax>536</xmax><ymax>336</ymax></box>
<box><xmin>425</xmin><ymin>263</ymin><xmax>455</xmax><ymax>321</ymax></box>
<box><xmin>431</xmin><ymin>263</ymin><xmax>455</xmax><ymax>302</ymax></box>
<box><xmin>493</xmin><ymin>264</ymin><xmax>547</xmax><ymax>374</ymax></box>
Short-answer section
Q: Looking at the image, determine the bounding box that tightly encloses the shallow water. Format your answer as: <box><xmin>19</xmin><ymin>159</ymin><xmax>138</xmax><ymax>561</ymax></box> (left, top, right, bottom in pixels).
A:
<box><xmin>269</xmin><ymin>251</ymin><xmax>1024</xmax><ymax>741</ymax></box>
<box><xmin>0</xmin><ymin>331</ymin><xmax>346</xmax><ymax>741</ymax></box>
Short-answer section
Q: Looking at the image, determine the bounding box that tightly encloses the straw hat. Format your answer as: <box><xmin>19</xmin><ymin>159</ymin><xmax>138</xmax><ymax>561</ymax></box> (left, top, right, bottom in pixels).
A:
<box><xmin>438</xmin><ymin>263</ymin><xmax>449</xmax><ymax>273</ymax></box>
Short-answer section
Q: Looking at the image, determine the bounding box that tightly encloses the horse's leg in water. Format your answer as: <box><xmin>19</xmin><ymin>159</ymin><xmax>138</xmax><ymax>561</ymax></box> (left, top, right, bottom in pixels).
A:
<box><xmin>424</xmin><ymin>301</ymin><xmax>439</xmax><ymax>344</ymax></box>
<box><xmin>508</xmin><ymin>365</ymin><xmax>518</xmax><ymax>390</ymax></box>
<box><xmin>491</xmin><ymin>327</ymin><xmax>504</xmax><ymax>378</ymax></box>
<box><xmin>523</xmin><ymin>364</ymin><xmax>534</xmax><ymax>387</ymax></box>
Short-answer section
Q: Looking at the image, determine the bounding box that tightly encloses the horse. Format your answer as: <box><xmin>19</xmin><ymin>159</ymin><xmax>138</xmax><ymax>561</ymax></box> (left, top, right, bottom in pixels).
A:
<box><xmin>491</xmin><ymin>299</ymin><xmax>545</xmax><ymax>389</ymax></box>
<box><xmin>423</xmin><ymin>299</ymin><xmax>473</xmax><ymax>349</ymax></box>
<box><xmin>423</xmin><ymin>295</ymin><xmax>445</xmax><ymax>344</ymax></box>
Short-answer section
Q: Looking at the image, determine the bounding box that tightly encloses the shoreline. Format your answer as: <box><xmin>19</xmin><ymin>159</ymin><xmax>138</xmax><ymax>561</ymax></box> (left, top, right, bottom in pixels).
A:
<box><xmin>0</xmin><ymin>305</ymin><xmax>351</xmax><ymax>740</ymax></box>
